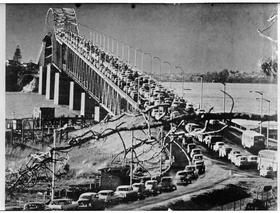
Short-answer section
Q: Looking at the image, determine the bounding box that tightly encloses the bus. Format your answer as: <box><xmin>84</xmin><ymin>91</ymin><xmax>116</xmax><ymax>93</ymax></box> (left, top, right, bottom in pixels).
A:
<box><xmin>257</xmin><ymin>150</ymin><xmax>277</xmax><ymax>178</ymax></box>
<box><xmin>241</xmin><ymin>130</ymin><xmax>265</xmax><ymax>149</ymax></box>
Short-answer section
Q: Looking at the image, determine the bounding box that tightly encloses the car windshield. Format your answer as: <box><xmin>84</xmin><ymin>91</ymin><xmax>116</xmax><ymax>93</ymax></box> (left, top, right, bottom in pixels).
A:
<box><xmin>53</xmin><ymin>200</ymin><xmax>71</xmax><ymax>205</ymax></box>
<box><xmin>99</xmin><ymin>193</ymin><xmax>109</xmax><ymax>196</ymax></box>
<box><xmin>178</xmin><ymin>172</ymin><xmax>187</xmax><ymax>176</ymax></box>
<box><xmin>80</xmin><ymin>195</ymin><xmax>92</xmax><ymax>200</ymax></box>
<box><xmin>25</xmin><ymin>204</ymin><xmax>43</xmax><ymax>209</ymax></box>
<box><xmin>118</xmin><ymin>187</ymin><xmax>131</xmax><ymax>191</ymax></box>
<box><xmin>162</xmin><ymin>178</ymin><xmax>172</xmax><ymax>182</ymax></box>
<box><xmin>250</xmin><ymin>157</ymin><xmax>258</xmax><ymax>160</ymax></box>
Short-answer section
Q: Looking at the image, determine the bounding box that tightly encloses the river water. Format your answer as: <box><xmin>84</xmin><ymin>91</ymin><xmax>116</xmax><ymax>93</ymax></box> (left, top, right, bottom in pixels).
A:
<box><xmin>6</xmin><ymin>83</ymin><xmax>277</xmax><ymax>119</ymax></box>
<box><xmin>162</xmin><ymin>82</ymin><xmax>277</xmax><ymax>115</ymax></box>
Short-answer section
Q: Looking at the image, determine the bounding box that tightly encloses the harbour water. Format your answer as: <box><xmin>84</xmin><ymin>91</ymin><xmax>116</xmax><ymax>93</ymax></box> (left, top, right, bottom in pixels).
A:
<box><xmin>6</xmin><ymin>83</ymin><xmax>277</xmax><ymax>119</ymax></box>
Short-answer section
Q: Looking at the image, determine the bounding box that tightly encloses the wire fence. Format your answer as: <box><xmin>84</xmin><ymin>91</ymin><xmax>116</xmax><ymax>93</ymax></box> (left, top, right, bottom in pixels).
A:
<box><xmin>212</xmin><ymin>189</ymin><xmax>277</xmax><ymax>210</ymax></box>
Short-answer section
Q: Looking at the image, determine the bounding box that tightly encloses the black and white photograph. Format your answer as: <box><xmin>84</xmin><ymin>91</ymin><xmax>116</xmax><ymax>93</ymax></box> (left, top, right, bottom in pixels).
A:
<box><xmin>5</xmin><ymin>2</ymin><xmax>278</xmax><ymax>210</ymax></box>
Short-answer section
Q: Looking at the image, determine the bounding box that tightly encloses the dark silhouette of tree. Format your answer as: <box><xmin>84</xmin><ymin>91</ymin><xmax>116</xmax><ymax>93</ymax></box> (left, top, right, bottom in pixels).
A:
<box><xmin>13</xmin><ymin>45</ymin><xmax>22</xmax><ymax>64</ymax></box>
<box><xmin>260</xmin><ymin>57</ymin><xmax>277</xmax><ymax>79</ymax></box>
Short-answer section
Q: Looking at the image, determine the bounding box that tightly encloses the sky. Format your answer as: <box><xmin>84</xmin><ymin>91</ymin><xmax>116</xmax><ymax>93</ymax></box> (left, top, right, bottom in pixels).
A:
<box><xmin>6</xmin><ymin>3</ymin><xmax>277</xmax><ymax>75</ymax></box>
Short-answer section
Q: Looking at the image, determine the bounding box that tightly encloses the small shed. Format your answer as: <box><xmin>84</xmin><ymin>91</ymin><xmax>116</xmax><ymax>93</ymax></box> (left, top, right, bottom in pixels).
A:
<box><xmin>33</xmin><ymin>107</ymin><xmax>55</xmax><ymax>121</ymax></box>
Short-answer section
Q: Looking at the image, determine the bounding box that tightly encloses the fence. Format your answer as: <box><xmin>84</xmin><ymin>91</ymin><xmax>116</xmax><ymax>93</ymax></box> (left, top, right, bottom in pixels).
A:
<box><xmin>212</xmin><ymin>189</ymin><xmax>277</xmax><ymax>210</ymax></box>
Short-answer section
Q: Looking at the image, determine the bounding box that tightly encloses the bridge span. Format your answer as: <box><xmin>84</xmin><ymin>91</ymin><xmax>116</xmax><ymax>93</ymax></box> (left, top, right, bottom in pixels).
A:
<box><xmin>38</xmin><ymin>7</ymin><xmax>151</xmax><ymax>121</ymax></box>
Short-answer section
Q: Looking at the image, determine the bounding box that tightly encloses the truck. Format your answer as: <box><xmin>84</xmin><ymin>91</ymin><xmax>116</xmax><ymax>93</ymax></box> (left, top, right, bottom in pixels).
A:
<box><xmin>241</xmin><ymin>130</ymin><xmax>265</xmax><ymax>150</ymax></box>
<box><xmin>257</xmin><ymin>150</ymin><xmax>277</xmax><ymax>178</ymax></box>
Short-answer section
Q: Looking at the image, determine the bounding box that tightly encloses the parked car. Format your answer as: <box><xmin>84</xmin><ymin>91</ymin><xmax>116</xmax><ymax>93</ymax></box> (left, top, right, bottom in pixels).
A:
<box><xmin>185</xmin><ymin>165</ymin><xmax>199</xmax><ymax>179</ymax></box>
<box><xmin>247</xmin><ymin>155</ymin><xmax>258</xmax><ymax>168</ymax></box>
<box><xmin>234</xmin><ymin>155</ymin><xmax>248</xmax><ymax>168</ymax></box>
<box><xmin>192</xmin><ymin>154</ymin><xmax>203</xmax><ymax>164</ymax></box>
<box><xmin>145</xmin><ymin>180</ymin><xmax>161</xmax><ymax>196</ymax></box>
<box><xmin>190</xmin><ymin>148</ymin><xmax>202</xmax><ymax>159</ymax></box>
<box><xmin>218</xmin><ymin>145</ymin><xmax>232</xmax><ymax>158</ymax></box>
<box><xmin>47</xmin><ymin>198</ymin><xmax>78</xmax><ymax>210</ymax></box>
<box><xmin>213</xmin><ymin>141</ymin><xmax>225</xmax><ymax>152</ymax></box>
<box><xmin>174</xmin><ymin>170</ymin><xmax>192</xmax><ymax>185</ymax></box>
<box><xmin>132</xmin><ymin>182</ymin><xmax>147</xmax><ymax>199</ymax></box>
<box><xmin>115</xmin><ymin>185</ymin><xmax>138</xmax><ymax>202</ymax></box>
<box><xmin>231</xmin><ymin>153</ymin><xmax>242</xmax><ymax>164</ymax></box>
<box><xmin>98</xmin><ymin>190</ymin><xmax>122</xmax><ymax>205</ymax></box>
<box><xmin>77</xmin><ymin>192</ymin><xmax>105</xmax><ymax>210</ymax></box>
<box><xmin>158</xmin><ymin>176</ymin><xmax>177</xmax><ymax>192</ymax></box>
<box><xmin>194</xmin><ymin>160</ymin><xmax>206</xmax><ymax>174</ymax></box>
<box><xmin>187</xmin><ymin>143</ymin><xmax>196</xmax><ymax>154</ymax></box>
<box><xmin>23</xmin><ymin>202</ymin><xmax>45</xmax><ymax>211</ymax></box>
<box><xmin>228</xmin><ymin>150</ymin><xmax>241</xmax><ymax>162</ymax></box>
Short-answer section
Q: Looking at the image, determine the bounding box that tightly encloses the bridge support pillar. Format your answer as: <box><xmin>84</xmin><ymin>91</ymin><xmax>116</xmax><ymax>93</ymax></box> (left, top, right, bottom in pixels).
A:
<box><xmin>38</xmin><ymin>65</ymin><xmax>45</xmax><ymax>95</ymax></box>
<box><xmin>80</xmin><ymin>92</ymin><xmax>95</xmax><ymax>117</ymax></box>
<box><xmin>69</xmin><ymin>81</ymin><xmax>82</xmax><ymax>110</ymax></box>
<box><xmin>54</xmin><ymin>72</ymin><xmax>70</xmax><ymax>105</ymax></box>
<box><xmin>45</xmin><ymin>64</ymin><xmax>55</xmax><ymax>100</ymax></box>
<box><xmin>94</xmin><ymin>106</ymin><xmax>100</xmax><ymax>122</ymax></box>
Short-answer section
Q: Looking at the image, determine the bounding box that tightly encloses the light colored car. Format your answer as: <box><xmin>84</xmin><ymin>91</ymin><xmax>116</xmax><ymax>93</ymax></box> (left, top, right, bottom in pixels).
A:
<box><xmin>23</xmin><ymin>202</ymin><xmax>45</xmax><ymax>211</ymax></box>
<box><xmin>231</xmin><ymin>154</ymin><xmax>242</xmax><ymax>164</ymax></box>
<box><xmin>213</xmin><ymin>141</ymin><xmax>225</xmax><ymax>152</ymax></box>
<box><xmin>187</xmin><ymin>143</ymin><xmax>196</xmax><ymax>154</ymax></box>
<box><xmin>132</xmin><ymin>183</ymin><xmax>147</xmax><ymax>199</ymax></box>
<box><xmin>234</xmin><ymin>155</ymin><xmax>248</xmax><ymax>167</ymax></box>
<box><xmin>192</xmin><ymin>154</ymin><xmax>203</xmax><ymax>164</ymax></box>
<box><xmin>190</xmin><ymin>148</ymin><xmax>202</xmax><ymax>159</ymax></box>
<box><xmin>47</xmin><ymin>198</ymin><xmax>78</xmax><ymax>210</ymax></box>
<box><xmin>145</xmin><ymin>180</ymin><xmax>161</xmax><ymax>195</ymax></box>
<box><xmin>98</xmin><ymin>190</ymin><xmax>121</xmax><ymax>204</ymax></box>
<box><xmin>228</xmin><ymin>150</ymin><xmax>241</xmax><ymax>162</ymax></box>
<box><xmin>114</xmin><ymin>185</ymin><xmax>138</xmax><ymax>202</ymax></box>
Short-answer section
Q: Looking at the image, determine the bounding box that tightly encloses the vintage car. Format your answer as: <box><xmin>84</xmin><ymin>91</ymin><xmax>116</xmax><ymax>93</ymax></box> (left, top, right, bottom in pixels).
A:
<box><xmin>47</xmin><ymin>198</ymin><xmax>78</xmax><ymax>210</ymax></box>
<box><xmin>174</xmin><ymin>170</ymin><xmax>192</xmax><ymax>185</ymax></box>
<box><xmin>114</xmin><ymin>185</ymin><xmax>138</xmax><ymax>202</ymax></box>
<box><xmin>145</xmin><ymin>180</ymin><xmax>161</xmax><ymax>196</ymax></box>
<box><xmin>132</xmin><ymin>182</ymin><xmax>147</xmax><ymax>199</ymax></box>
<box><xmin>98</xmin><ymin>190</ymin><xmax>122</xmax><ymax>205</ymax></box>
<box><xmin>77</xmin><ymin>192</ymin><xmax>105</xmax><ymax>210</ymax></box>
<box><xmin>158</xmin><ymin>176</ymin><xmax>177</xmax><ymax>192</ymax></box>
<box><xmin>23</xmin><ymin>202</ymin><xmax>45</xmax><ymax>211</ymax></box>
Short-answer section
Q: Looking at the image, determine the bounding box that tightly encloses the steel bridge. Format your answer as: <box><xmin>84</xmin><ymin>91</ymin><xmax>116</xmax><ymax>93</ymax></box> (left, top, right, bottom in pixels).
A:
<box><xmin>38</xmin><ymin>8</ymin><xmax>140</xmax><ymax>121</ymax></box>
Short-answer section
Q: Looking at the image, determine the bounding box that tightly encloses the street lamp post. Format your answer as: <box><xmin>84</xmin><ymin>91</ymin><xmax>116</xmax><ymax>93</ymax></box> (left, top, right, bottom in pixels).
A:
<box><xmin>51</xmin><ymin>130</ymin><xmax>56</xmax><ymax>201</ymax></box>
<box><xmin>250</xmin><ymin>90</ymin><xmax>264</xmax><ymax>134</ymax></box>
<box><xmin>219</xmin><ymin>82</ymin><xmax>226</xmax><ymax>115</ymax></box>
<box><xmin>163</xmin><ymin>61</ymin><xmax>172</xmax><ymax>89</ymax></box>
<box><xmin>183</xmin><ymin>88</ymin><xmax>192</xmax><ymax>99</ymax></box>
<box><xmin>175</xmin><ymin>66</ymin><xmax>184</xmax><ymax>98</ymax></box>
<box><xmin>257</xmin><ymin>97</ymin><xmax>270</xmax><ymax>147</ymax></box>
<box><xmin>130</xmin><ymin>130</ymin><xmax>134</xmax><ymax>186</ymax></box>
<box><xmin>143</xmin><ymin>52</ymin><xmax>153</xmax><ymax>105</ymax></box>
<box><xmin>153</xmin><ymin>56</ymin><xmax>162</xmax><ymax>83</ymax></box>
<box><xmin>198</xmin><ymin>76</ymin><xmax>204</xmax><ymax>109</ymax></box>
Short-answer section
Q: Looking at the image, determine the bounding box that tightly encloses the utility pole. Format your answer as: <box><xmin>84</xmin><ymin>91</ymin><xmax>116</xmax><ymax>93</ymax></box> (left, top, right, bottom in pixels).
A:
<box><xmin>250</xmin><ymin>91</ymin><xmax>264</xmax><ymax>134</ymax></box>
<box><xmin>51</xmin><ymin>130</ymin><xmax>56</xmax><ymax>201</ymax></box>
<box><xmin>160</xmin><ymin>126</ymin><xmax>163</xmax><ymax>175</ymax></box>
<box><xmin>130</xmin><ymin>130</ymin><xmax>134</xmax><ymax>186</ymax></box>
